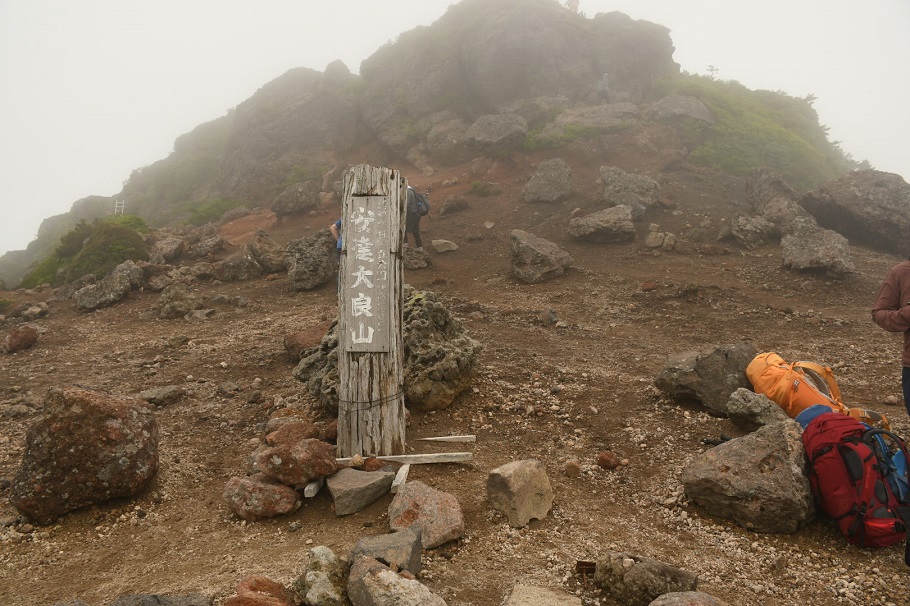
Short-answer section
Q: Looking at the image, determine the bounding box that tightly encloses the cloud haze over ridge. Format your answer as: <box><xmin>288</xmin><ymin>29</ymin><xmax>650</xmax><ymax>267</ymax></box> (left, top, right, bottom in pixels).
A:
<box><xmin>1</xmin><ymin>0</ymin><xmax>907</xmax><ymax>257</ymax></box>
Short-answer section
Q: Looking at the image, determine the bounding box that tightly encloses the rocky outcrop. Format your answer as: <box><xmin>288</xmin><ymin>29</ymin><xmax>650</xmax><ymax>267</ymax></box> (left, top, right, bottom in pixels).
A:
<box><xmin>800</xmin><ymin>169</ymin><xmax>910</xmax><ymax>255</ymax></box>
<box><xmin>651</xmin><ymin>95</ymin><xmax>714</xmax><ymax>124</ymax></box>
<box><xmin>599</xmin><ymin>166</ymin><xmax>661</xmax><ymax>218</ymax></box>
<box><xmin>466</xmin><ymin>114</ymin><xmax>528</xmax><ymax>151</ymax></box>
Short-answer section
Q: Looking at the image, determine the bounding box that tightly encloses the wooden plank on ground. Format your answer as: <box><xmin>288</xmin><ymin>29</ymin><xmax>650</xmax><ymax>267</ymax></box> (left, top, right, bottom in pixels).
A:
<box><xmin>303</xmin><ymin>477</ymin><xmax>324</xmax><ymax>498</ymax></box>
<box><xmin>417</xmin><ymin>435</ymin><xmax>476</xmax><ymax>443</ymax></box>
<box><xmin>336</xmin><ymin>452</ymin><xmax>473</xmax><ymax>465</ymax></box>
<box><xmin>391</xmin><ymin>464</ymin><xmax>410</xmax><ymax>493</ymax></box>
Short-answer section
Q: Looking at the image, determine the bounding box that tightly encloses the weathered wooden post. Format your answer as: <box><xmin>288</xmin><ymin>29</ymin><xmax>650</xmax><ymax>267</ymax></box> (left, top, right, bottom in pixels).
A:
<box><xmin>336</xmin><ymin>164</ymin><xmax>407</xmax><ymax>457</ymax></box>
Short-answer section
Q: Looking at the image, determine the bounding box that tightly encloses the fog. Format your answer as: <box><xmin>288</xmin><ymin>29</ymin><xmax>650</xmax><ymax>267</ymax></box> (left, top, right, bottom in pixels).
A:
<box><xmin>1</xmin><ymin>0</ymin><xmax>907</xmax><ymax>256</ymax></box>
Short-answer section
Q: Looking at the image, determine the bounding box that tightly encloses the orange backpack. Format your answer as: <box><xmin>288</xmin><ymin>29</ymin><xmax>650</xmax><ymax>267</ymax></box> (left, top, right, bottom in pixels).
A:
<box><xmin>746</xmin><ymin>352</ymin><xmax>889</xmax><ymax>430</ymax></box>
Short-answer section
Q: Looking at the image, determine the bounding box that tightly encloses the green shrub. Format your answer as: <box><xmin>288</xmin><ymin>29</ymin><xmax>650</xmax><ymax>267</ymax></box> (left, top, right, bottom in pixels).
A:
<box><xmin>469</xmin><ymin>181</ymin><xmax>501</xmax><ymax>197</ymax></box>
<box><xmin>19</xmin><ymin>254</ymin><xmax>66</xmax><ymax>289</ymax></box>
<box><xmin>64</xmin><ymin>223</ymin><xmax>149</xmax><ymax>282</ymax></box>
<box><xmin>101</xmin><ymin>214</ymin><xmax>149</xmax><ymax>233</ymax></box>
<box><xmin>652</xmin><ymin>73</ymin><xmax>850</xmax><ymax>191</ymax></box>
<box><xmin>0</xmin><ymin>299</ymin><xmax>11</xmax><ymax>313</ymax></box>
<box><xmin>55</xmin><ymin>219</ymin><xmax>95</xmax><ymax>259</ymax></box>
<box><xmin>187</xmin><ymin>199</ymin><xmax>247</xmax><ymax>226</ymax></box>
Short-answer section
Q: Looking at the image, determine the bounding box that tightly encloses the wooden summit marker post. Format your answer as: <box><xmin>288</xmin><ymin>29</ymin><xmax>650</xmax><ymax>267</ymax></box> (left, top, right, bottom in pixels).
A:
<box><xmin>336</xmin><ymin>165</ymin><xmax>407</xmax><ymax>457</ymax></box>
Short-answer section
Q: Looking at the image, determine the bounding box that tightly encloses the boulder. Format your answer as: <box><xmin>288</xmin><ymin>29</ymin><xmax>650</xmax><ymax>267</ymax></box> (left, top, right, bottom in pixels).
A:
<box><xmin>781</xmin><ymin>217</ymin><xmax>855</xmax><ymax>277</ymax></box>
<box><xmin>725</xmin><ymin>388</ymin><xmax>789</xmax><ymax>431</ymax></box>
<box><xmin>286</xmin><ymin>230</ymin><xmax>338</xmax><ymax>291</ymax></box>
<box><xmin>347</xmin><ymin>556</ymin><xmax>447</xmax><ymax>606</ymax></box>
<box><xmin>746</xmin><ymin>169</ymin><xmax>811</xmax><ymax>236</ymax></box>
<box><xmin>681</xmin><ymin>420</ymin><xmax>813</xmax><ymax>533</ymax></box>
<box><xmin>224</xmin><ymin>576</ymin><xmax>295</xmax><ymax>606</ymax></box>
<box><xmin>599</xmin><ymin>166</ymin><xmax>661</xmax><ymax>218</ymax></box>
<box><xmin>727</xmin><ymin>215</ymin><xmax>776</xmax><ymax>249</ymax></box>
<box><xmin>156</xmin><ymin>283</ymin><xmax>204</xmax><ymax>319</ymax></box>
<box><xmin>522</xmin><ymin>158</ymin><xmax>571</xmax><ymax>203</ymax></box>
<box><xmin>648</xmin><ymin>592</ymin><xmax>728</xmax><ymax>606</ymax></box>
<box><xmin>594</xmin><ymin>551</ymin><xmax>698</xmax><ymax>606</ymax></box>
<box><xmin>505</xmin><ymin>584</ymin><xmax>582</xmax><ymax>606</ymax></box>
<box><xmin>11</xmin><ymin>386</ymin><xmax>158</xmax><ymax>524</ymax></box>
<box><xmin>465</xmin><ymin>113</ymin><xmax>528</xmax><ymax>150</ymax></box>
<box><xmin>487</xmin><ymin>459</ymin><xmax>554</xmax><ymax>528</ymax></box>
<box><xmin>3</xmin><ymin>324</ymin><xmax>39</xmax><ymax>354</ymax></box>
<box><xmin>569</xmin><ymin>205</ymin><xmax>636</xmax><ymax>243</ymax></box>
<box><xmin>403</xmin><ymin>246</ymin><xmax>432</xmax><ymax>270</ymax></box>
<box><xmin>149</xmin><ymin>236</ymin><xmax>186</xmax><ymax>264</ymax></box>
<box><xmin>800</xmin><ymin>169</ymin><xmax>910</xmax><ymax>255</ymax></box>
<box><xmin>138</xmin><ymin>385</ymin><xmax>185</xmax><ymax>408</ymax></box>
<box><xmin>271</xmin><ymin>181</ymin><xmax>321</xmax><ymax>219</ymax></box>
<box><xmin>538</xmin><ymin>103</ymin><xmax>640</xmax><ymax>140</ymax></box>
<box><xmin>650</xmin><ymin>95</ymin><xmax>713</xmax><ymax>124</ymax></box>
<box><xmin>212</xmin><ymin>244</ymin><xmax>265</xmax><ymax>282</ymax></box>
<box><xmin>223</xmin><ymin>474</ymin><xmax>302</xmax><ymax>520</ymax></box>
<box><xmin>326</xmin><ymin>468</ymin><xmax>395</xmax><ymax>516</ymax></box>
<box><xmin>654</xmin><ymin>342</ymin><xmax>757</xmax><ymax>417</ymax></box>
<box><xmin>510</xmin><ymin>229</ymin><xmax>573</xmax><ymax>283</ymax></box>
<box><xmin>350</xmin><ymin>526</ymin><xmax>423</xmax><ymax>574</ymax></box>
<box><xmin>255</xmin><ymin>438</ymin><xmax>337</xmax><ymax>486</ymax></box>
<box><xmin>292</xmin><ymin>546</ymin><xmax>347</xmax><ymax>606</ymax></box>
<box><xmin>388</xmin><ymin>480</ymin><xmax>464</xmax><ymax>548</ymax></box>
<box><xmin>250</xmin><ymin>229</ymin><xmax>289</xmax><ymax>273</ymax></box>
<box><xmin>74</xmin><ymin>270</ymin><xmax>131</xmax><ymax>311</ymax></box>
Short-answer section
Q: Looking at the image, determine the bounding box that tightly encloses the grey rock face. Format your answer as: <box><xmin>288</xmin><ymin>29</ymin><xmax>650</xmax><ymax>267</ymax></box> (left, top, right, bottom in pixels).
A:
<box><xmin>594</xmin><ymin>551</ymin><xmax>698</xmax><ymax>606</ymax></box>
<box><xmin>654</xmin><ymin>342</ymin><xmax>757</xmax><ymax>417</ymax></box>
<box><xmin>272</xmin><ymin>181</ymin><xmax>321</xmax><ymax>219</ymax></box>
<box><xmin>781</xmin><ymin>217</ymin><xmax>855</xmax><ymax>277</ymax></box>
<box><xmin>212</xmin><ymin>244</ymin><xmax>265</xmax><ymax>282</ymax></box>
<box><xmin>350</xmin><ymin>526</ymin><xmax>423</xmax><ymax>574</ymax></box>
<box><xmin>538</xmin><ymin>103</ymin><xmax>640</xmax><ymax>140</ymax></box>
<box><xmin>599</xmin><ymin>166</ymin><xmax>660</xmax><ymax>217</ymax></box>
<box><xmin>465</xmin><ymin>113</ymin><xmax>528</xmax><ymax>150</ymax></box>
<box><xmin>327</xmin><ymin>468</ymin><xmax>395</xmax><ymax>516</ymax></box>
<box><xmin>725</xmin><ymin>388</ymin><xmax>789</xmax><ymax>431</ymax></box>
<box><xmin>682</xmin><ymin>420</ymin><xmax>813</xmax><ymax>534</ymax></box>
<box><xmin>510</xmin><ymin>230</ymin><xmax>573</xmax><ymax>283</ymax></box>
<box><xmin>155</xmin><ymin>283</ymin><xmax>204</xmax><ymax>320</ymax></box>
<box><xmin>293</xmin><ymin>546</ymin><xmax>347</xmax><ymax>606</ymax></box>
<box><xmin>286</xmin><ymin>230</ymin><xmax>338</xmax><ymax>291</ymax></box>
<box><xmin>522</xmin><ymin>158</ymin><xmax>571</xmax><ymax>203</ymax></box>
<box><xmin>569</xmin><ymin>205</ymin><xmax>636</xmax><ymax>243</ymax></box>
<box><xmin>250</xmin><ymin>229</ymin><xmax>288</xmax><ymax>273</ymax></box>
<box><xmin>651</xmin><ymin>95</ymin><xmax>714</xmax><ymax>123</ymax></box>
<box><xmin>800</xmin><ymin>169</ymin><xmax>910</xmax><ymax>255</ymax></box>
<box><xmin>74</xmin><ymin>270</ymin><xmax>132</xmax><ymax>311</ymax></box>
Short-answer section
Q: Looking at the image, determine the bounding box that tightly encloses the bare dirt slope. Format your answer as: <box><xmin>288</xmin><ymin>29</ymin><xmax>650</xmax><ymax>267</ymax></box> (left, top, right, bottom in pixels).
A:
<box><xmin>1</xmin><ymin>145</ymin><xmax>908</xmax><ymax>606</ymax></box>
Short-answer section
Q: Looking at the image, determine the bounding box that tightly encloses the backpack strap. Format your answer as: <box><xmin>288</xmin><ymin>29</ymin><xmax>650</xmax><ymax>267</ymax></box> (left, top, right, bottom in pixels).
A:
<box><xmin>794</xmin><ymin>361</ymin><xmax>842</xmax><ymax>401</ymax></box>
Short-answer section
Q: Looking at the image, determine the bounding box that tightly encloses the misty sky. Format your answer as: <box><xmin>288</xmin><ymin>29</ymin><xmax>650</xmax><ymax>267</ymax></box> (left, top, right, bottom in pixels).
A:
<box><xmin>1</xmin><ymin>0</ymin><xmax>908</xmax><ymax>256</ymax></box>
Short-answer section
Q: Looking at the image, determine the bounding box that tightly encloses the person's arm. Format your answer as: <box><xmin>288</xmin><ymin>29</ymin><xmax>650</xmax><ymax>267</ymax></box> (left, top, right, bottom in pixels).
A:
<box><xmin>872</xmin><ymin>271</ymin><xmax>910</xmax><ymax>332</ymax></box>
<box><xmin>329</xmin><ymin>220</ymin><xmax>340</xmax><ymax>242</ymax></box>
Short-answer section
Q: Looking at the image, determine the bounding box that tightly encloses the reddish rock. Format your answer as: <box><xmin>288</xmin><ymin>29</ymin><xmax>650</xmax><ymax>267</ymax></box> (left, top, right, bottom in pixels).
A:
<box><xmin>641</xmin><ymin>281</ymin><xmax>658</xmax><ymax>292</ymax></box>
<box><xmin>255</xmin><ymin>438</ymin><xmax>337</xmax><ymax>486</ymax></box>
<box><xmin>10</xmin><ymin>386</ymin><xmax>158</xmax><ymax>524</ymax></box>
<box><xmin>3</xmin><ymin>324</ymin><xmax>39</xmax><ymax>353</ymax></box>
<box><xmin>284</xmin><ymin>323</ymin><xmax>330</xmax><ymax>362</ymax></box>
<box><xmin>265</xmin><ymin>420</ymin><xmax>320</xmax><ymax>447</ymax></box>
<box><xmin>362</xmin><ymin>457</ymin><xmax>387</xmax><ymax>472</ymax></box>
<box><xmin>223</xmin><ymin>474</ymin><xmax>301</xmax><ymax>520</ymax></box>
<box><xmin>389</xmin><ymin>480</ymin><xmax>464</xmax><ymax>548</ymax></box>
<box><xmin>597</xmin><ymin>450</ymin><xmax>620</xmax><ymax>470</ymax></box>
<box><xmin>225</xmin><ymin>575</ymin><xmax>295</xmax><ymax>606</ymax></box>
<box><xmin>565</xmin><ymin>459</ymin><xmax>582</xmax><ymax>477</ymax></box>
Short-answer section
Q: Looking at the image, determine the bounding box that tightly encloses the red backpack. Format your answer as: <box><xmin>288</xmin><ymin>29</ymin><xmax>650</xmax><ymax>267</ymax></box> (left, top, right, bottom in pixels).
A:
<box><xmin>802</xmin><ymin>411</ymin><xmax>910</xmax><ymax>564</ymax></box>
